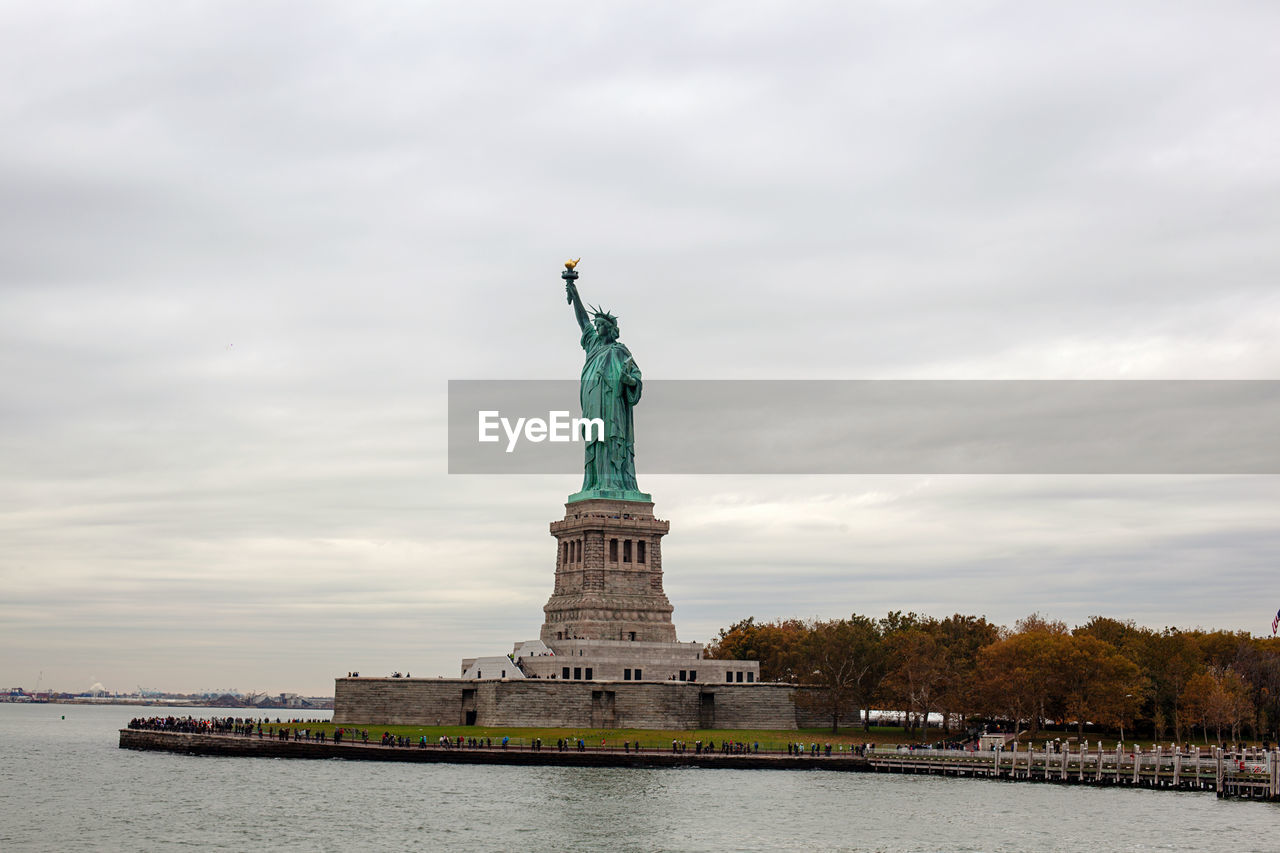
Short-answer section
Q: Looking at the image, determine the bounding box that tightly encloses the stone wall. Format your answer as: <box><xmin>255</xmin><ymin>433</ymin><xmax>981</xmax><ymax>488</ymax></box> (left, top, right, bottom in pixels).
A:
<box><xmin>792</xmin><ymin>687</ymin><xmax>864</xmax><ymax>729</ymax></box>
<box><xmin>708</xmin><ymin>684</ymin><xmax>802</xmax><ymax>729</ymax></box>
<box><xmin>335</xmin><ymin>678</ymin><xmax>860</xmax><ymax>730</ymax></box>
<box><xmin>333</xmin><ymin>678</ymin><xmax>471</xmax><ymax>726</ymax></box>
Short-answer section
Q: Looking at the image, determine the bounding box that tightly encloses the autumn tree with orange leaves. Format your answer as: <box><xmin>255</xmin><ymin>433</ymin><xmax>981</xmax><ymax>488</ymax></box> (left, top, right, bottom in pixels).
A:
<box><xmin>709</xmin><ymin>611</ymin><xmax>1280</xmax><ymax>743</ymax></box>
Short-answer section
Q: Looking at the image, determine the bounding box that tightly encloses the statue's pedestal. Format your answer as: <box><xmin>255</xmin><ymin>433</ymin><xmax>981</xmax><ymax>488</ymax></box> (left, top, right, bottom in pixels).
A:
<box><xmin>449</xmin><ymin>494</ymin><xmax>761</xmax><ymax>687</ymax></box>
<box><xmin>541</xmin><ymin>499</ymin><xmax>674</xmax><ymax>644</ymax></box>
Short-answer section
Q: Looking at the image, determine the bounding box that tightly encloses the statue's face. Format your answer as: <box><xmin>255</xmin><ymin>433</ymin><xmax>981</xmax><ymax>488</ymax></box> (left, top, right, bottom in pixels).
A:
<box><xmin>595</xmin><ymin>318</ymin><xmax>618</xmax><ymax>342</ymax></box>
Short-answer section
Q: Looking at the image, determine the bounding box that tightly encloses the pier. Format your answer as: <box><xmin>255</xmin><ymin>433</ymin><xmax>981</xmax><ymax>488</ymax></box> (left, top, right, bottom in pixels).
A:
<box><xmin>866</xmin><ymin>744</ymin><xmax>1280</xmax><ymax>800</ymax></box>
<box><xmin>119</xmin><ymin>728</ymin><xmax>1278</xmax><ymax>800</ymax></box>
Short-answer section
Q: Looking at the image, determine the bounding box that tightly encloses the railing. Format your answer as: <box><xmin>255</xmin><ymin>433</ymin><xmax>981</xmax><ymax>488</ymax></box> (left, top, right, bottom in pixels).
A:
<box><xmin>864</xmin><ymin>744</ymin><xmax>1278</xmax><ymax>800</ymax></box>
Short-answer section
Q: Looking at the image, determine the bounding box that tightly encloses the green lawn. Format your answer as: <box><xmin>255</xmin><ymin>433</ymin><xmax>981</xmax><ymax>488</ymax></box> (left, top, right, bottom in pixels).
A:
<box><xmin>239</xmin><ymin>719</ymin><xmax>1210</xmax><ymax>751</ymax></box>
<box><xmin>249</xmin><ymin>721</ymin><xmax>897</xmax><ymax>749</ymax></box>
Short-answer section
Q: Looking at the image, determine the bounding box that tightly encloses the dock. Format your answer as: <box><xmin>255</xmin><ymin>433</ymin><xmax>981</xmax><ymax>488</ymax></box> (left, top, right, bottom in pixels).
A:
<box><xmin>119</xmin><ymin>729</ymin><xmax>1279</xmax><ymax>800</ymax></box>
<box><xmin>866</xmin><ymin>744</ymin><xmax>1279</xmax><ymax>800</ymax></box>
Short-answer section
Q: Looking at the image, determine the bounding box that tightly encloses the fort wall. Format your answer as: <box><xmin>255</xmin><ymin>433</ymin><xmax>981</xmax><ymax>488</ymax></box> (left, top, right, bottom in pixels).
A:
<box><xmin>334</xmin><ymin>677</ymin><xmax>860</xmax><ymax>730</ymax></box>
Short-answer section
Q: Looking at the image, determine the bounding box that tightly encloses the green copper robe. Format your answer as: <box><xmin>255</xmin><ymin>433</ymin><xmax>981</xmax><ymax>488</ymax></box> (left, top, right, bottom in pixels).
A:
<box><xmin>579</xmin><ymin>324</ymin><xmax>642</xmax><ymax>493</ymax></box>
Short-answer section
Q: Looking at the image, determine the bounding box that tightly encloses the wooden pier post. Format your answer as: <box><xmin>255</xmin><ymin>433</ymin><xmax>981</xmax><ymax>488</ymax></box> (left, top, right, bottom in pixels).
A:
<box><xmin>1215</xmin><ymin>747</ymin><xmax>1224</xmax><ymax>796</ymax></box>
<box><xmin>1268</xmin><ymin>750</ymin><xmax>1276</xmax><ymax>799</ymax></box>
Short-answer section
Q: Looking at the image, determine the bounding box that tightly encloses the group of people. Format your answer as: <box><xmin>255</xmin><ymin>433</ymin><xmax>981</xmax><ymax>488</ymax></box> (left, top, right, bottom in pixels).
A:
<box><xmin>127</xmin><ymin>715</ymin><xmax>366</xmax><ymax>743</ymax></box>
<box><xmin>786</xmin><ymin>742</ymin><xmax>868</xmax><ymax>757</ymax></box>
<box><xmin>127</xmin><ymin>715</ymin><xmax>271</xmax><ymax>735</ymax></box>
<box><xmin>675</xmin><ymin>739</ymin><xmax>762</xmax><ymax>755</ymax></box>
<box><xmin>128</xmin><ymin>715</ymin><xmax>231</xmax><ymax>733</ymax></box>
<box><xmin>129</xmin><ymin>717</ymin><xmax>876</xmax><ymax>758</ymax></box>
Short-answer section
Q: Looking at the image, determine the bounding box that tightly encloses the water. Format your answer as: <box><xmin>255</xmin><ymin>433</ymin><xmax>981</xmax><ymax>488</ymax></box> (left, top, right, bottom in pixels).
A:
<box><xmin>1</xmin><ymin>703</ymin><xmax>1275</xmax><ymax>852</ymax></box>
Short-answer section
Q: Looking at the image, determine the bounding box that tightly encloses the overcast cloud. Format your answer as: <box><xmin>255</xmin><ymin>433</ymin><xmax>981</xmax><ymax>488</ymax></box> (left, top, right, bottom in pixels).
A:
<box><xmin>2</xmin><ymin>1</ymin><xmax>1278</xmax><ymax>695</ymax></box>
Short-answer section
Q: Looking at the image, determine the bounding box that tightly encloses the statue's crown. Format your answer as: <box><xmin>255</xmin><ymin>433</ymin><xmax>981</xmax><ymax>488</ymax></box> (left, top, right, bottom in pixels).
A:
<box><xmin>589</xmin><ymin>305</ymin><xmax>618</xmax><ymax>325</ymax></box>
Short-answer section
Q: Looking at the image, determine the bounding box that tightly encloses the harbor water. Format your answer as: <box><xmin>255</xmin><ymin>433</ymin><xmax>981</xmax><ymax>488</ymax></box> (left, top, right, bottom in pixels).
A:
<box><xmin>1</xmin><ymin>703</ymin><xmax>1276</xmax><ymax>852</ymax></box>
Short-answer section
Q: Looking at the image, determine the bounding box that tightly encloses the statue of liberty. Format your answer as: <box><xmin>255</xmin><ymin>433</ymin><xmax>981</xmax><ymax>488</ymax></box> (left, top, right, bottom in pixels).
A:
<box><xmin>562</xmin><ymin>261</ymin><xmax>649</xmax><ymax>502</ymax></box>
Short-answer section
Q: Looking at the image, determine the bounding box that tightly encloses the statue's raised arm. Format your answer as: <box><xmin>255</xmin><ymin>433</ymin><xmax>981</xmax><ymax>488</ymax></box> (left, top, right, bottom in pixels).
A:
<box><xmin>563</xmin><ymin>259</ymin><xmax>589</xmax><ymax>333</ymax></box>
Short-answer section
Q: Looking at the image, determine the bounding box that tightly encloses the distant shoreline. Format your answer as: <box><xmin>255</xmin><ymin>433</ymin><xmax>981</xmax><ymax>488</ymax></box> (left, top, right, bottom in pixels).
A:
<box><xmin>5</xmin><ymin>698</ymin><xmax>334</xmax><ymax>709</ymax></box>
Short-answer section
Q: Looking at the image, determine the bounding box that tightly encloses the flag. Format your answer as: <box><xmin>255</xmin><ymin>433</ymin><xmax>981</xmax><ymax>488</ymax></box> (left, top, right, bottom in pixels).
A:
<box><xmin>1272</xmin><ymin>609</ymin><xmax>1280</xmax><ymax>637</ymax></box>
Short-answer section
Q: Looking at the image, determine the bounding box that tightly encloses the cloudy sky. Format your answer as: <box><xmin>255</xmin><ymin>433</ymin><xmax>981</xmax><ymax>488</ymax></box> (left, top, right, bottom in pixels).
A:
<box><xmin>3</xmin><ymin>1</ymin><xmax>1278</xmax><ymax>696</ymax></box>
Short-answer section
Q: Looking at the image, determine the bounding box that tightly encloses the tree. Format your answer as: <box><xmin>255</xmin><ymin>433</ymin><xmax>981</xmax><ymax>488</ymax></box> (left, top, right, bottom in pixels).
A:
<box><xmin>1197</xmin><ymin>630</ymin><xmax>1251</xmax><ymax>670</ymax></box>
<box><xmin>793</xmin><ymin>615</ymin><xmax>883</xmax><ymax>734</ymax></box>
<box><xmin>935</xmin><ymin>614</ymin><xmax>1001</xmax><ymax>734</ymax></box>
<box><xmin>1016</xmin><ymin>612</ymin><xmax>1068</xmax><ymax>636</ymax></box>
<box><xmin>1074</xmin><ymin>616</ymin><xmax>1151</xmax><ymax>674</ymax></box>
<box><xmin>1055</xmin><ymin>634</ymin><xmax>1145</xmax><ymax>742</ymax></box>
<box><xmin>1233</xmin><ymin>638</ymin><xmax>1280</xmax><ymax>743</ymax></box>
<box><xmin>1182</xmin><ymin>667</ymin><xmax>1254</xmax><ymax>745</ymax></box>
<box><xmin>877</xmin><ymin>611</ymin><xmax>929</xmax><ymax>733</ymax></box>
<box><xmin>706</xmin><ymin>617</ymin><xmax>807</xmax><ymax>682</ymax></box>
<box><xmin>882</xmin><ymin>624</ymin><xmax>946</xmax><ymax>742</ymax></box>
<box><xmin>1073</xmin><ymin>616</ymin><xmax>1139</xmax><ymax>650</ymax></box>
<box><xmin>976</xmin><ymin>631</ymin><xmax>1057</xmax><ymax>737</ymax></box>
<box><xmin>1138</xmin><ymin>629</ymin><xmax>1203</xmax><ymax>743</ymax></box>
